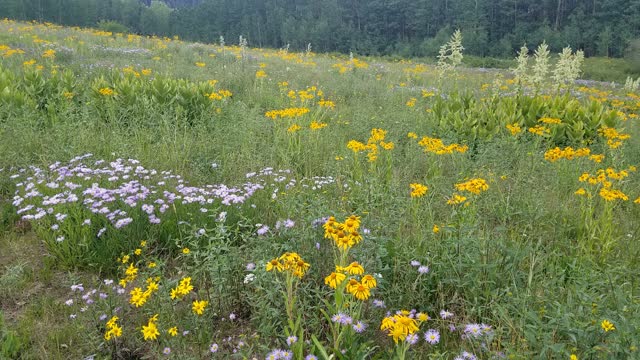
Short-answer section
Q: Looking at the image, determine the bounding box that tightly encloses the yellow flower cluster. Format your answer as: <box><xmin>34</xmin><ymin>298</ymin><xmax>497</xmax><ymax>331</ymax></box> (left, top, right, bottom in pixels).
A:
<box><xmin>42</xmin><ymin>49</ymin><xmax>56</xmax><ymax>58</ymax></box>
<box><xmin>318</xmin><ymin>99</ymin><xmax>335</xmax><ymax>109</ymax></box>
<box><xmin>447</xmin><ymin>193</ymin><xmax>468</xmax><ymax>205</ymax></box>
<box><xmin>287</xmin><ymin>123</ymin><xmax>302</xmax><ymax>133</ymax></box>
<box><xmin>406</xmin><ymin>98</ymin><xmax>417</xmax><ymax>107</ymax></box>
<box><xmin>119</xmin><ymin>263</ymin><xmax>138</xmax><ymax>287</ymax></box>
<box><xmin>255</xmin><ymin>70</ymin><xmax>267</xmax><ymax>78</ymax></box>
<box><xmin>409</xmin><ymin>183</ymin><xmax>428</xmax><ymax>198</ymax></box>
<box><xmin>0</xmin><ymin>44</ymin><xmax>25</xmax><ymax>57</ymax></box>
<box><xmin>266</xmin><ymin>252</ymin><xmax>310</xmax><ymax>278</ymax></box>
<box><xmin>347</xmin><ymin>128</ymin><xmax>394</xmax><ymax>162</ymax></box>
<box><xmin>207</xmin><ymin>89</ymin><xmax>233</xmax><ymax>100</ymax></box>
<box><xmin>506</xmin><ymin>123</ymin><xmax>522</xmax><ymax>136</ymax></box>
<box><xmin>455</xmin><ymin>178</ymin><xmax>489</xmax><ymax>194</ymax></box>
<box><xmin>265</xmin><ymin>107</ymin><xmax>310</xmax><ymax>119</ymax></box>
<box><xmin>577</xmin><ymin>167</ymin><xmax>635</xmax><ymax>201</ymax></box>
<box><xmin>170</xmin><ymin>277</ymin><xmax>194</xmax><ymax>300</ymax></box>
<box><xmin>323</xmin><ymin>215</ymin><xmax>363</xmax><ymax>251</ymax></box>
<box><xmin>538</xmin><ymin>117</ymin><xmax>562</xmax><ymax>124</ymax></box>
<box><xmin>130</xmin><ymin>277</ymin><xmax>160</xmax><ymax>307</ymax></box>
<box><xmin>324</xmin><ymin>262</ymin><xmax>377</xmax><ymax>301</ymax></box>
<box><xmin>598</xmin><ymin>126</ymin><xmax>631</xmax><ymax>149</ymax></box>
<box><xmin>310</xmin><ymin>121</ymin><xmax>328</xmax><ymax>130</ymax></box>
<box><xmin>380</xmin><ymin>310</ymin><xmax>429</xmax><ymax>343</ymax></box>
<box><xmin>416</xmin><ymin>136</ymin><xmax>468</xmax><ymax>155</ymax></box>
<box><xmin>528</xmin><ymin>125</ymin><xmax>550</xmax><ymax>136</ymax></box>
<box><xmin>544</xmin><ymin>147</ymin><xmax>598</xmax><ymax>162</ymax></box>
<box><xmin>142</xmin><ymin>314</ymin><xmax>160</xmax><ymax>341</ymax></box>
<box><xmin>192</xmin><ymin>299</ymin><xmax>208</xmax><ymax>315</ymax></box>
<box><xmin>99</xmin><ymin>87</ymin><xmax>115</xmax><ymax>96</ymax></box>
<box><xmin>104</xmin><ymin>316</ymin><xmax>123</xmax><ymax>340</ymax></box>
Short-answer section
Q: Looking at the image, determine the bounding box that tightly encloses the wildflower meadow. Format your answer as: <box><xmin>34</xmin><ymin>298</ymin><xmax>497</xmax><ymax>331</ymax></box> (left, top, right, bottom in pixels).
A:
<box><xmin>0</xmin><ymin>19</ymin><xmax>639</xmax><ymax>360</ymax></box>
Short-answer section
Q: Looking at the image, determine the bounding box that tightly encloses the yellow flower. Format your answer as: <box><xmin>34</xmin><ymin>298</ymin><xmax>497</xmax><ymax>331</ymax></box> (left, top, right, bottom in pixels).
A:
<box><xmin>182</xmin><ymin>247</ymin><xmax>190</xmax><ymax>254</ymax></box>
<box><xmin>348</xmin><ymin>282</ymin><xmax>371</xmax><ymax>301</ymax></box>
<box><xmin>42</xmin><ymin>49</ymin><xmax>56</xmax><ymax>58</ymax></box>
<box><xmin>168</xmin><ymin>327</ymin><xmax>178</xmax><ymax>337</ymax></box>
<box><xmin>345</xmin><ymin>261</ymin><xmax>365</xmax><ymax>275</ymax></box>
<box><xmin>447</xmin><ymin>193</ymin><xmax>467</xmax><ymax>205</ymax></box>
<box><xmin>455</xmin><ymin>178</ymin><xmax>489</xmax><ymax>194</ymax></box>
<box><xmin>134</xmin><ymin>248</ymin><xmax>142</xmax><ymax>256</ymax></box>
<box><xmin>255</xmin><ymin>70</ymin><xmax>267</xmax><ymax>78</ymax></box>
<box><xmin>407</xmin><ymin>132</ymin><xmax>418</xmax><ymax>139</ymax></box>
<box><xmin>99</xmin><ymin>87</ymin><xmax>115</xmax><ymax>96</ymax></box>
<box><xmin>147</xmin><ymin>262</ymin><xmax>157</xmax><ymax>268</ymax></box>
<box><xmin>601</xmin><ymin>319</ymin><xmax>615</xmax><ymax>332</ymax></box>
<box><xmin>570</xmin><ymin>355</ymin><xmax>578</xmax><ymax>360</ymax></box>
<box><xmin>192</xmin><ymin>300</ymin><xmax>209</xmax><ymax>315</ymax></box>
<box><xmin>140</xmin><ymin>240</ymin><xmax>147</xmax><ymax>247</ymax></box>
<box><xmin>361</xmin><ymin>274</ymin><xmax>377</xmax><ymax>289</ymax></box>
<box><xmin>409</xmin><ymin>183</ymin><xmax>428</xmax><ymax>198</ymax></box>
<box><xmin>574</xmin><ymin>188</ymin><xmax>587</xmax><ymax>196</ymax></box>
<box><xmin>195</xmin><ymin>62</ymin><xmax>206</xmax><ymax>67</ymax></box>
<box><xmin>142</xmin><ymin>315</ymin><xmax>160</xmax><ymax>340</ymax></box>
<box><xmin>432</xmin><ymin>224</ymin><xmax>440</xmax><ymax>234</ymax></box>
<box><xmin>324</xmin><ymin>272</ymin><xmax>346</xmax><ymax>289</ymax></box>
<box><xmin>287</xmin><ymin>124</ymin><xmax>302</xmax><ymax>133</ymax></box>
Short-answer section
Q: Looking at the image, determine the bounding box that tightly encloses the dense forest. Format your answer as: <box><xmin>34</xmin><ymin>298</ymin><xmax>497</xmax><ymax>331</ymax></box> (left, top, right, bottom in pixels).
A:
<box><xmin>2</xmin><ymin>0</ymin><xmax>639</xmax><ymax>58</ymax></box>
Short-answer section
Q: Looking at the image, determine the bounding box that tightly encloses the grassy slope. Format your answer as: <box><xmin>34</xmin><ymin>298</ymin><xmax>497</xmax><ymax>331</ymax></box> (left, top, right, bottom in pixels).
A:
<box><xmin>0</xmin><ymin>20</ymin><xmax>639</xmax><ymax>359</ymax></box>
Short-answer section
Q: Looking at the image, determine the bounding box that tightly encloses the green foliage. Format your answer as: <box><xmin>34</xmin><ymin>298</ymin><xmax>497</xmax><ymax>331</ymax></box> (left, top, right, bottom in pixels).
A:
<box><xmin>97</xmin><ymin>20</ymin><xmax>129</xmax><ymax>34</ymax></box>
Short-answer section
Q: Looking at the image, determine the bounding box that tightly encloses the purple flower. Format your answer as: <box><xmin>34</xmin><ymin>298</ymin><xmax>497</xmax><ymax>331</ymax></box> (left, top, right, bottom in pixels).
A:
<box><xmin>284</xmin><ymin>219</ymin><xmax>295</xmax><ymax>228</ymax></box>
<box><xmin>65</xmin><ymin>299</ymin><xmax>73</xmax><ymax>306</ymax></box>
<box><xmin>373</xmin><ymin>299</ymin><xmax>386</xmax><ymax>308</ymax></box>
<box><xmin>229</xmin><ymin>313</ymin><xmax>236</xmax><ymax>320</ymax></box>
<box><xmin>405</xmin><ymin>334</ymin><xmax>419</xmax><ymax>345</ymax></box>
<box><xmin>424</xmin><ymin>329</ymin><xmax>440</xmax><ymax>344</ymax></box>
<box><xmin>464</xmin><ymin>324</ymin><xmax>483</xmax><ymax>338</ymax></box>
<box><xmin>99</xmin><ymin>314</ymin><xmax>107</xmax><ymax>321</ymax></box>
<box><xmin>286</xmin><ymin>335</ymin><xmax>298</xmax><ymax>346</ymax></box>
<box><xmin>331</xmin><ymin>313</ymin><xmax>352</xmax><ymax>325</ymax></box>
<box><xmin>410</xmin><ymin>260</ymin><xmax>421</xmax><ymax>267</ymax></box>
<box><xmin>256</xmin><ymin>225</ymin><xmax>269</xmax><ymax>235</ymax></box>
<box><xmin>418</xmin><ymin>265</ymin><xmax>430</xmax><ymax>274</ymax></box>
<box><xmin>163</xmin><ymin>347</ymin><xmax>171</xmax><ymax>355</ymax></box>
<box><xmin>209</xmin><ymin>343</ymin><xmax>219</xmax><ymax>353</ymax></box>
<box><xmin>440</xmin><ymin>310</ymin><xmax>454</xmax><ymax>319</ymax></box>
<box><xmin>246</xmin><ymin>263</ymin><xmax>256</xmax><ymax>271</ymax></box>
<box><xmin>71</xmin><ymin>284</ymin><xmax>84</xmax><ymax>292</ymax></box>
<box><xmin>352</xmin><ymin>321</ymin><xmax>367</xmax><ymax>333</ymax></box>
<box><xmin>305</xmin><ymin>355</ymin><xmax>318</xmax><ymax>360</ymax></box>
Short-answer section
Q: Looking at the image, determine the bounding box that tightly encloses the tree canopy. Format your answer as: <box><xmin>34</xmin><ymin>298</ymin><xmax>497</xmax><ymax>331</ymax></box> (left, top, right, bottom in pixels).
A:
<box><xmin>2</xmin><ymin>0</ymin><xmax>639</xmax><ymax>58</ymax></box>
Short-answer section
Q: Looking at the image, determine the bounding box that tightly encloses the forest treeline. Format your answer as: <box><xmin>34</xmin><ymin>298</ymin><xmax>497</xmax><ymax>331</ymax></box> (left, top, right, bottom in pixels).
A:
<box><xmin>2</xmin><ymin>0</ymin><xmax>639</xmax><ymax>58</ymax></box>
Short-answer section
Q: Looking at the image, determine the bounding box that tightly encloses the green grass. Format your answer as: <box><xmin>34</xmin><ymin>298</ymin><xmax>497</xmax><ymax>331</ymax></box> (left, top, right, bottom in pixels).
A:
<box><xmin>0</xmin><ymin>19</ymin><xmax>639</xmax><ymax>359</ymax></box>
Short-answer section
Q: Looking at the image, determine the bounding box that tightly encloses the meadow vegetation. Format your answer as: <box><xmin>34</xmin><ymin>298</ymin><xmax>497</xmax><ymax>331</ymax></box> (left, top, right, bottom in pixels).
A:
<box><xmin>0</xmin><ymin>20</ymin><xmax>639</xmax><ymax>359</ymax></box>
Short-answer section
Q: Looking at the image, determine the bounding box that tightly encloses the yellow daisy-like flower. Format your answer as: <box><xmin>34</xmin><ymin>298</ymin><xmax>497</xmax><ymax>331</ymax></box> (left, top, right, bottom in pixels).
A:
<box><xmin>601</xmin><ymin>319</ymin><xmax>615</xmax><ymax>332</ymax></box>
<box><xmin>192</xmin><ymin>300</ymin><xmax>209</xmax><ymax>315</ymax></box>
<box><xmin>324</xmin><ymin>272</ymin><xmax>347</xmax><ymax>289</ymax></box>
<box><xmin>432</xmin><ymin>224</ymin><xmax>440</xmax><ymax>234</ymax></box>
<box><xmin>168</xmin><ymin>326</ymin><xmax>178</xmax><ymax>337</ymax></box>
<box><xmin>182</xmin><ymin>247</ymin><xmax>190</xmax><ymax>254</ymax></box>
<box><xmin>361</xmin><ymin>274</ymin><xmax>377</xmax><ymax>289</ymax></box>
<box><xmin>141</xmin><ymin>315</ymin><xmax>160</xmax><ymax>341</ymax></box>
<box><xmin>409</xmin><ymin>183</ymin><xmax>428</xmax><ymax>198</ymax></box>
<box><xmin>345</xmin><ymin>261</ymin><xmax>365</xmax><ymax>275</ymax></box>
